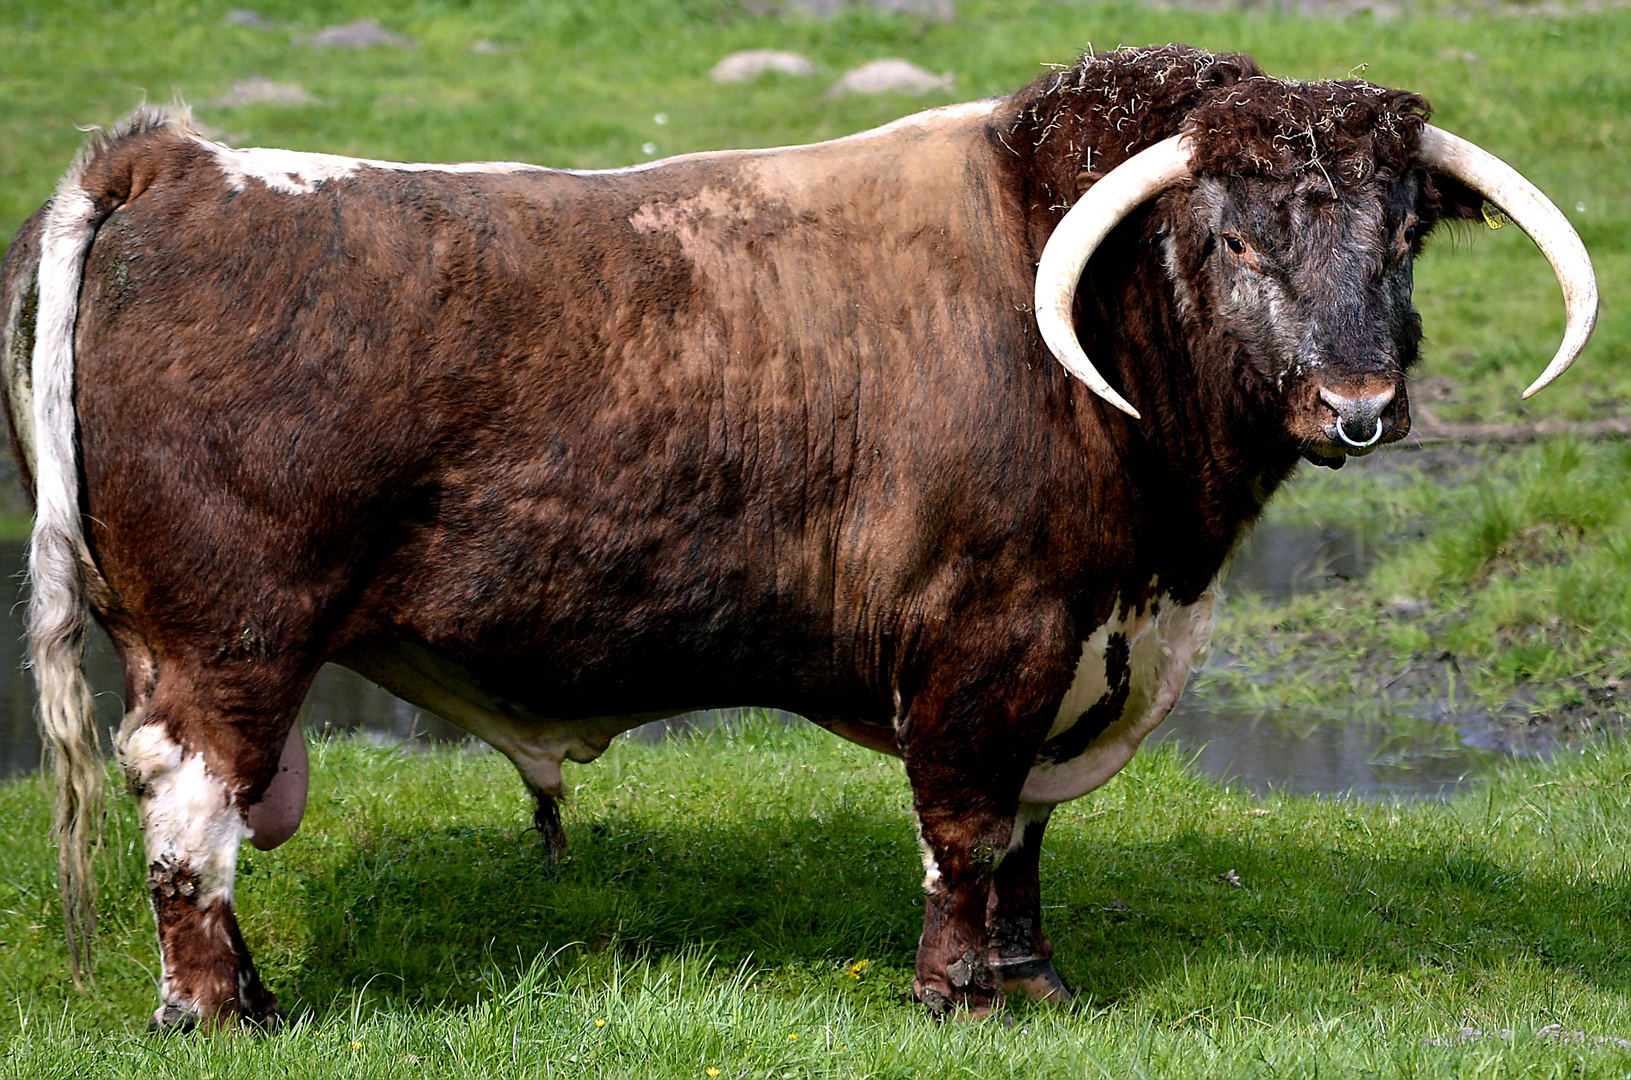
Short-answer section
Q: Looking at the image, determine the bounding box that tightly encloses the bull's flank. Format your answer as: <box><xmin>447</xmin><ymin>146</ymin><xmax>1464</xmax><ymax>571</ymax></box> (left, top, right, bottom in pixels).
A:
<box><xmin>0</xmin><ymin>43</ymin><xmax>1595</xmax><ymax>1027</ymax></box>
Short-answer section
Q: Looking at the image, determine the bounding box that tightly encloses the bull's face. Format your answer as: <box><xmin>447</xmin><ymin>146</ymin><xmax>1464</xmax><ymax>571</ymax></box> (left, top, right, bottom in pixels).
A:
<box><xmin>1189</xmin><ymin>171</ymin><xmax>1428</xmax><ymax>468</ymax></box>
<box><xmin>1032</xmin><ymin>126</ymin><xmax>1595</xmax><ymax>463</ymax></box>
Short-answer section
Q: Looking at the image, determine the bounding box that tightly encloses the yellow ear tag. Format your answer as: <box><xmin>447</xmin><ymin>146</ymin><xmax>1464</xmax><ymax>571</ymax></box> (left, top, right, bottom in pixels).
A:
<box><xmin>1482</xmin><ymin>201</ymin><xmax>1513</xmax><ymax>230</ymax></box>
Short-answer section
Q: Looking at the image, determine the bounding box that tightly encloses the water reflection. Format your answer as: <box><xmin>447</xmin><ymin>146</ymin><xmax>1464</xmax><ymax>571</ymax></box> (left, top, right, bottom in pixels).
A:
<box><xmin>0</xmin><ymin>530</ymin><xmax>1539</xmax><ymax>800</ymax></box>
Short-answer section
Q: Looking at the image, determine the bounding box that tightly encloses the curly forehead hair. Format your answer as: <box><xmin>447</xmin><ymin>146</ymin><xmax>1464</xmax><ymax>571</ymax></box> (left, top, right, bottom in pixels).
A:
<box><xmin>1009</xmin><ymin>45</ymin><xmax>1433</xmax><ymax>200</ymax></box>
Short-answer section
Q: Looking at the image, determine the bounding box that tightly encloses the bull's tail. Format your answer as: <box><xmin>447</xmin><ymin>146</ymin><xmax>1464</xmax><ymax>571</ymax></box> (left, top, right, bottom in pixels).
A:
<box><xmin>16</xmin><ymin>106</ymin><xmax>189</xmax><ymax>986</ymax></box>
<box><xmin>29</xmin><ymin>156</ymin><xmax>106</xmax><ymax>988</ymax></box>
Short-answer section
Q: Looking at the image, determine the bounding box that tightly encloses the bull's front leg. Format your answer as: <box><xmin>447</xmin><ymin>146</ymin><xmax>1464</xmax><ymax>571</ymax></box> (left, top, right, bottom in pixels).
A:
<box><xmin>900</xmin><ymin>659</ymin><xmax>1063</xmax><ymax>1018</ymax></box>
<box><xmin>120</xmin><ymin>694</ymin><xmax>297</xmax><ymax>1031</ymax></box>
<box><xmin>986</xmin><ymin>802</ymin><xmax>1072</xmax><ymax>1003</ymax></box>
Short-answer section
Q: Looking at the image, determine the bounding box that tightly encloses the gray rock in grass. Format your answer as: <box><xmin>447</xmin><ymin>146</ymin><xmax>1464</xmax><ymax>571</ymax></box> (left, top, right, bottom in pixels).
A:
<box><xmin>710</xmin><ymin>50</ymin><xmax>817</xmax><ymax>83</ymax></box>
<box><xmin>827</xmin><ymin>59</ymin><xmax>953</xmax><ymax>97</ymax></box>
<box><xmin>305</xmin><ymin>19</ymin><xmax>415</xmax><ymax>50</ymax></box>
<box><xmin>205</xmin><ymin>78</ymin><xmax>319</xmax><ymax>108</ymax></box>
<box><xmin>758</xmin><ymin>0</ymin><xmax>954</xmax><ymax>16</ymax></box>
<box><xmin>224</xmin><ymin>9</ymin><xmax>269</xmax><ymax>28</ymax></box>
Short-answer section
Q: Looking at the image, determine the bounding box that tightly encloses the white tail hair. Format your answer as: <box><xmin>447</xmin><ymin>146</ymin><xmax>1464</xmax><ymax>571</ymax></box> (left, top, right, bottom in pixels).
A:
<box><xmin>29</xmin><ymin>167</ymin><xmax>103</xmax><ymax>987</ymax></box>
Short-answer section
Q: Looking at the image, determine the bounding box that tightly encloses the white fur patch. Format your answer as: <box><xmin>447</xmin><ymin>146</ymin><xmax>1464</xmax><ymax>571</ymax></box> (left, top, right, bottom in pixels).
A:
<box><xmin>196</xmin><ymin>138</ymin><xmax>544</xmax><ymax>195</ymax></box>
<box><xmin>195</xmin><ymin>99</ymin><xmax>1002</xmax><ymax>195</ymax></box>
<box><xmin>914</xmin><ymin>812</ymin><xmax>943</xmax><ymax>891</ymax></box>
<box><xmin>120</xmin><ymin>723</ymin><xmax>246</xmax><ymax>907</ymax></box>
<box><xmin>1020</xmin><ymin>588</ymin><xmax>1216</xmax><ymax>804</ymax></box>
<box><xmin>1006</xmin><ymin>802</ymin><xmax>1054</xmax><ymax>856</ymax></box>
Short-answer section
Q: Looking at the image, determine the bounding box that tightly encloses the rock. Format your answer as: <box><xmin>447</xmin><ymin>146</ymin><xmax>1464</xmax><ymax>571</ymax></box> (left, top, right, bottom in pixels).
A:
<box><xmin>205</xmin><ymin>78</ymin><xmax>318</xmax><ymax>108</ymax></box>
<box><xmin>710</xmin><ymin>50</ymin><xmax>816</xmax><ymax>84</ymax></box>
<box><xmin>224</xmin><ymin>9</ymin><xmax>268</xmax><ymax>27</ymax></box>
<box><xmin>827</xmin><ymin>59</ymin><xmax>952</xmax><ymax>97</ymax></box>
<box><xmin>868</xmin><ymin>0</ymin><xmax>954</xmax><ymax>16</ymax></box>
<box><xmin>305</xmin><ymin>19</ymin><xmax>414</xmax><ymax>50</ymax></box>
<box><xmin>760</xmin><ymin>0</ymin><xmax>954</xmax><ymax>16</ymax></box>
<box><xmin>470</xmin><ymin>38</ymin><xmax>502</xmax><ymax>54</ymax></box>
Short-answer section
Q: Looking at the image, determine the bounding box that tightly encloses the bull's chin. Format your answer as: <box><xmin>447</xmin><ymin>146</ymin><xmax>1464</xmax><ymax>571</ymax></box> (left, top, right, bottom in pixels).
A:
<box><xmin>1300</xmin><ymin>445</ymin><xmax>1351</xmax><ymax>470</ymax></box>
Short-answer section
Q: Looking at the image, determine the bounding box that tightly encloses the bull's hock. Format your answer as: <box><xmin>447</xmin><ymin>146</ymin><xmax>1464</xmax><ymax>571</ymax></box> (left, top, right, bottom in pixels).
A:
<box><xmin>0</xmin><ymin>43</ymin><xmax>1594</xmax><ymax>1027</ymax></box>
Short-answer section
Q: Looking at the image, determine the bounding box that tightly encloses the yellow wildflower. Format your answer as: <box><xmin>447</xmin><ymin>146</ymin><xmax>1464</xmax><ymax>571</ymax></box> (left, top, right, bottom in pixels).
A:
<box><xmin>594</xmin><ymin>1018</ymin><xmax>607</xmax><ymax>1027</ymax></box>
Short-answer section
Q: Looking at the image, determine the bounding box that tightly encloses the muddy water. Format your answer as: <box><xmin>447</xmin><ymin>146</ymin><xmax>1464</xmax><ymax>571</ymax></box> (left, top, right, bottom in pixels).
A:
<box><xmin>0</xmin><ymin>527</ymin><xmax>1536</xmax><ymax>799</ymax></box>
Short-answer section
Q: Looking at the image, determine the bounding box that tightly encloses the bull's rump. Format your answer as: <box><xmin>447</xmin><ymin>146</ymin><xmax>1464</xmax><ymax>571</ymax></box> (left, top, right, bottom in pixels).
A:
<box><xmin>11</xmin><ymin>114</ymin><xmax>1058</xmax><ymax>724</ymax></box>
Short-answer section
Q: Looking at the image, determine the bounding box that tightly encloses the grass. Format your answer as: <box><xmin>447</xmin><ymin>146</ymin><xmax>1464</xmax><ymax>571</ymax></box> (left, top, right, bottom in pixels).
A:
<box><xmin>7</xmin><ymin>717</ymin><xmax>1631</xmax><ymax>1075</ymax></box>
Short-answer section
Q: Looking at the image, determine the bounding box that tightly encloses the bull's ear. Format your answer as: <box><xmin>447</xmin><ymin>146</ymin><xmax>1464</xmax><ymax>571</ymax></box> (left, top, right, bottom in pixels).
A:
<box><xmin>1427</xmin><ymin>171</ymin><xmax>1485</xmax><ymax>222</ymax></box>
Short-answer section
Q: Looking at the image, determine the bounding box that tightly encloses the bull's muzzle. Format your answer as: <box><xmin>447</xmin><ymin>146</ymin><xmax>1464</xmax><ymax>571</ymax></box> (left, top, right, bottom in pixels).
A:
<box><xmin>1318</xmin><ymin>386</ymin><xmax>1396</xmax><ymax>450</ymax></box>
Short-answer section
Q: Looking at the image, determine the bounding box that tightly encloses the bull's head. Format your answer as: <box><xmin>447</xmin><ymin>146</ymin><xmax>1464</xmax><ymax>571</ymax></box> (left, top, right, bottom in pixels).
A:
<box><xmin>1034</xmin><ymin>100</ymin><xmax>1598</xmax><ymax>467</ymax></box>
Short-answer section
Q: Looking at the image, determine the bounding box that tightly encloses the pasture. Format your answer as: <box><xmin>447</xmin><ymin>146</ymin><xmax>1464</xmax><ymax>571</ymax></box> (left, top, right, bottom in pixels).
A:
<box><xmin>1</xmin><ymin>0</ymin><xmax>1629</xmax><ymax>1075</ymax></box>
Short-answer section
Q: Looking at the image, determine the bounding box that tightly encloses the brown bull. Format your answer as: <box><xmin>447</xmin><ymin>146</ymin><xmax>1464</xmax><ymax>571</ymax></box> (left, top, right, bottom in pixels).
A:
<box><xmin>0</xmin><ymin>45</ymin><xmax>1596</xmax><ymax>1026</ymax></box>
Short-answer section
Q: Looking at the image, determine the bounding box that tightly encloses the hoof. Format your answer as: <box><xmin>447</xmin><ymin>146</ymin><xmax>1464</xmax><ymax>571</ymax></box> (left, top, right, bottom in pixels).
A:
<box><xmin>150</xmin><ymin>1003</ymin><xmax>199</xmax><ymax>1034</ymax></box>
<box><xmin>911</xmin><ymin>979</ymin><xmax>1002</xmax><ymax>1021</ymax></box>
<box><xmin>995</xmin><ymin>958</ymin><xmax>1074</xmax><ymax>1005</ymax></box>
<box><xmin>148</xmin><ymin>994</ymin><xmax>284</xmax><ymax>1034</ymax></box>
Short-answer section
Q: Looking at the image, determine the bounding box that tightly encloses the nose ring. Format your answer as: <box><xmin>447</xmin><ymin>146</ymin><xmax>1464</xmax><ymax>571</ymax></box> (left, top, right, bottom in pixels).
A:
<box><xmin>1336</xmin><ymin>417</ymin><xmax>1385</xmax><ymax>449</ymax></box>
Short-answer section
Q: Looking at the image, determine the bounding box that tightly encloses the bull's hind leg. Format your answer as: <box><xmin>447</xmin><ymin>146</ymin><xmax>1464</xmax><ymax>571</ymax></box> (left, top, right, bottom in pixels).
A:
<box><xmin>986</xmin><ymin>802</ymin><xmax>1072</xmax><ymax>1004</ymax></box>
<box><xmin>117</xmin><ymin>661</ymin><xmax>307</xmax><ymax>1031</ymax></box>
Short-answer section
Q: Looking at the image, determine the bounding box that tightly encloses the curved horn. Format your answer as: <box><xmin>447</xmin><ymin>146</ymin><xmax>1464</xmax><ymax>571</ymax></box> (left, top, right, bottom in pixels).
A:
<box><xmin>1418</xmin><ymin>125</ymin><xmax>1599</xmax><ymax>399</ymax></box>
<box><xmin>1034</xmin><ymin>134</ymin><xmax>1193</xmax><ymax>420</ymax></box>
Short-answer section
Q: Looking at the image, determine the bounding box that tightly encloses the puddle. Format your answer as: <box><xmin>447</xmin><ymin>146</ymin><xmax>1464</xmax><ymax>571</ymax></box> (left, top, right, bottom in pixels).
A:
<box><xmin>0</xmin><ymin>538</ymin><xmax>1541</xmax><ymax>800</ymax></box>
<box><xmin>1226</xmin><ymin>519</ymin><xmax>1378</xmax><ymax>601</ymax></box>
<box><xmin>1149</xmin><ymin>689</ymin><xmax>1553</xmax><ymax>801</ymax></box>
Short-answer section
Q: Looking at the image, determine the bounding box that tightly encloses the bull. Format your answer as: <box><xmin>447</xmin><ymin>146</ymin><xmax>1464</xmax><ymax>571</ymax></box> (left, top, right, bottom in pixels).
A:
<box><xmin>0</xmin><ymin>44</ymin><xmax>1597</xmax><ymax>1026</ymax></box>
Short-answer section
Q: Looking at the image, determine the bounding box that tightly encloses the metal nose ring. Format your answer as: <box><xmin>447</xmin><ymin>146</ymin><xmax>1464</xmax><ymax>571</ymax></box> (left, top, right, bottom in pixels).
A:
<box><xmin>1336</xmin><ymin>417</ymin><xmax>1385</xmax><ymax>449</ymax></box>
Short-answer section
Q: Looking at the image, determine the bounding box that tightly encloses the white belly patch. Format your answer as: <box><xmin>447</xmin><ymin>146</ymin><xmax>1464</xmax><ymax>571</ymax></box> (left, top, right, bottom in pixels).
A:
<box><xmin>1019</xmin><ymin>588</ymin><xmax>1216</xmax><ymax>804</ymax></box>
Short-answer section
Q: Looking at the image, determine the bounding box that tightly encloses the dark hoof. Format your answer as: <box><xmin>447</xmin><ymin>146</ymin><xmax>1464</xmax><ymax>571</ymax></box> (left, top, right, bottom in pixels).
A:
<box><xmin>995</xmin><ymin>958</ymin><xmax>1074</xmax><ymax>1005</ymax></box>
<box><xmin>149</xmin><ymin>1003</ymin><xmax>199</xmax><ymax>1034</ymax></box>
<box><xmin>244</xmin><ymin>1000</ymin><xmax>287</xmax><ymax>1035</ymax></box>
<box><xmin>149</xmin><ymin>994</ymin><xmax>283</xmax><ymax>1035</ymax></box>
<box><xmin>911</xmin><ymin>978</ymin><xmax>1002</xmax><ymax>1021</ymax></box>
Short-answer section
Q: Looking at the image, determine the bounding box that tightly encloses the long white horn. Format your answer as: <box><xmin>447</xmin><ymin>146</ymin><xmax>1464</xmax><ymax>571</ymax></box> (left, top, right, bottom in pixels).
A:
<box><xmin>1418</xmin><ymin>125</ymin><xmax>1599</xmax><ymax>398</ymax></box>
<box><xmin>1034</xmin><ymin>134</ymin><xmax>1193</xmax><ymax>420</ymax></box>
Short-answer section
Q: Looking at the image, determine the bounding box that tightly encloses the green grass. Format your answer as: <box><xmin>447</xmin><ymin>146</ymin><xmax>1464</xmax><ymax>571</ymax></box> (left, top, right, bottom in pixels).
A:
<box><xmin>8</xmin><ymin>719</ymin><xmax>1631</xmax><ymax>1075</ymax></box>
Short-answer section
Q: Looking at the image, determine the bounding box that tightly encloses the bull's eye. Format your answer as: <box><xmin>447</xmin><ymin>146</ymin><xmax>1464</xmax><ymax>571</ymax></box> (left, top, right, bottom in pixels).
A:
<box><xmin>1403</xmin><ymin>223</ymin><xmax>1418</xmax><ymax>243</ymax></box>
<box><xmin>1223</xmin><ymin>234</ymin><xmax>1247</xmax><ymax>255</ymax></box>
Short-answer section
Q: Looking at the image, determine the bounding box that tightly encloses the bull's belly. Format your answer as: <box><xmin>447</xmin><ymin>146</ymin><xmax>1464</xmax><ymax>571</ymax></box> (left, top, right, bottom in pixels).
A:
<box><xmin>333</xmin><ymin>638</ymin><xmax>684</xmax><ymax>798</ymax></box>
<box><xmin>1019</xmin><ymin>588</ymin><xmax>1216</xmax><ymax>804</ymax></box>
<box><xmin>332</xmin><ymin>589</ymin><xmax>1213</xmax><ymax>807</ymax></box>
